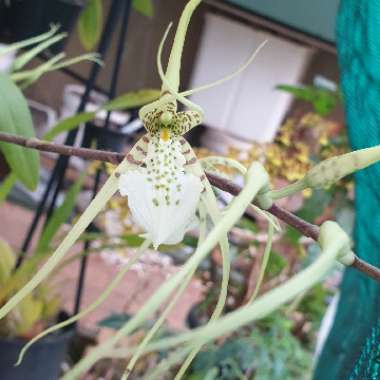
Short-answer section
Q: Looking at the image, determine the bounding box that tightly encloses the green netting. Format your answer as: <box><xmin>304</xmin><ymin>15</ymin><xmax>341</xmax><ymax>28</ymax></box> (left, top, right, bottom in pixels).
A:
<box><xmin>314</xmin><ymin>1</ymin><xmax>380</xmax><ymax>379</ymax></box>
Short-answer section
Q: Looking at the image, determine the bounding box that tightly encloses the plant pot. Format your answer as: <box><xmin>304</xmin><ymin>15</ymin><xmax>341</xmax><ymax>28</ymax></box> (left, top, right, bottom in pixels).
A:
<box><xmin>0</xmin><ymin>2</ymin><xmax>5</xmax><ymax>33</ymax></box>
<box><xmin>187</xmin><ymin>302</ymin><xmax>211</xmax><ymax>329</ymax></box>
<box><xmin>0</xmin><ymin>313</ymin><xmax>74</xmax><ymax>380</ymax></box>
<box><xmin>4</xmin><ymin>0</ymin><xmax>84</xmax><ymax>52</ymax></box>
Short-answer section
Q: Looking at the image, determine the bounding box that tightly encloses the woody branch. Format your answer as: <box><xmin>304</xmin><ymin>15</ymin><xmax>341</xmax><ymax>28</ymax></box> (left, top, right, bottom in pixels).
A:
<box><xmin>0</xmin><ymin>131</ymin><xmax>379</xmax><ymax>283</ymax></box>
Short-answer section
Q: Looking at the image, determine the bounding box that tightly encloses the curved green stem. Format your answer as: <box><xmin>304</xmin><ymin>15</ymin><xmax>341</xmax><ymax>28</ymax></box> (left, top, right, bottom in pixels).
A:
<box><xmin>61</xmin><ymin>162</ymin><xmax>269</xmax><ymax>380</ymax></box>
<box><xmin>174</xmin><ymin>174</ymin><xmax>231</xmax><ymax>379</ymax></box>
<box><xmin>110</xmin><ymin>221</ymin><xmax>350</xmax><ymax>358</ymax></box>
<box><xmin>122</xmin><ymin>203</ymin><xmax>208</xmax><ymax>378</ymax></box>
<box><xmin>123</xmin><ymin>270</ymin><xmax>194</xmax><ymax>380</ymax></box>
<box><xmin>0</xmin><ymin>138</ymin><xmax>145</xmax><ymax>320</ymax></box>
<box><xmin>248</xmin><ymin>217</ymin><xmax>274</xmax><ymax>303</ymax></box>
<box><xmin>16</xmin><ymin>239</ymin><xmax>151</xmax><ymax>365</ymax></box>
<box><xmin>267</xmin><ymin>179</ymin><xmax>307</xmax><ymax>201</ymax></box>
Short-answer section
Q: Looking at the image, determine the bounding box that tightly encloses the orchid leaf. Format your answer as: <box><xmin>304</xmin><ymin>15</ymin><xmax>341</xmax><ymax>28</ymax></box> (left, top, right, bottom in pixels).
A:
<box><xmin>0</xmin><ymin>239</ymin><xmax>16</xmax><ymax>286</ymax></box>
<box><xmin>78</xmin><ymin>0</ymin><xmax>103</xmax><ymax>51</ymax></box>
<box><xmin>132</xmin><ymin>0</ymin><xmax>154</xmax><ymax>17</ymax></box>
<box><xmin>0</xmin><ymin>25</ymin><xmax>60</xmax><ymax>56</ymax></box>
<box><xmin>37</xmin><ymin>172</ymin><xmax>86</xmax><ymax>253</ymax></box>
<box><xmin>104</xmin><ymin>89</ymin><xmax>160</xmax><ymax>111</ymax></box>
<box><xmin>43</xmin><ymin>89</ymin><xmax>160</xmax><ymax>141</ymax></box>
<box><xmin>43</xmin><ymin>111</ymin><xmax>95</xmax><ymax>141</ymax></box>
<box><xmin>0</xmin><ymin>73</ymin><xmax>40</xmax><ymax>190</ymax></box>
<box><xmin>0</xmin><ymin>173</ymin><xmax>17</xmax><ymax>205</ymax></box>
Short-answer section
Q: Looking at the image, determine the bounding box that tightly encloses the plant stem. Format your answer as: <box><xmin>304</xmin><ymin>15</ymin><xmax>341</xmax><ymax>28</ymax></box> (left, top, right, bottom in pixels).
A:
<box><xmin>0</xmin><ymin>132</ymin><xmax>379</xmax><ymax>283</ymax></box>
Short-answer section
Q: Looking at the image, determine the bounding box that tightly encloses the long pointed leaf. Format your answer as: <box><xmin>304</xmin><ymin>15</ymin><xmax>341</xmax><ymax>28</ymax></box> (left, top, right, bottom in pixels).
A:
<box><xmin>43</xmin><ymin>111</ymin><xmax>95</xmax><ymax>141</ymax></box>
<box><xmin>103</xmin><ymin>89</ymin><xmax>160</xmax><ymax>111</ymax></box>
<box><xmin>132</xmin><ymin>0</ymin><xmax>154</xmax><ymax>17</ymax></box>
<box><xmin>44</xmin><ymin>89</ymin><xmax>160</xmax><ymax>141</ymax></box>
<box><xmin>78</xmin><ymin>0</ymin><xmax>103</xmax><ymax>51</ymax></box>
<box><xmin>0</xmin><ymin>73</ymin><xmax>40</xmax><ymax>189</ymax></box>
<box><xmin>0</xmin><ymin>25</ymin><xmax>59</xmax><ymax>56</ymax></box>
<box><xmin>0</xmin><ymin>173</ymin><xmax>17</xmax><ymax>205</ymax></box>
<box><xmin>36</xmin><ymin>172</ymin><xmax>86</xmax><ymax>253</ymax></box>
<box><xmin>12</xmin><ymin>33</ymin><xmax>67</xmax><ymax>71</ymax></box>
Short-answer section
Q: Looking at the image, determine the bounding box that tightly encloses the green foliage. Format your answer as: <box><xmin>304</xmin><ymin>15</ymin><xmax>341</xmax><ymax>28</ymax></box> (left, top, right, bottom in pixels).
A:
<box><xmin>104</xmin><ymin>89</ymin><xmax>160</xmax><ymax>111</ymax></box>
<box><xmin>0</xmin><ymin>171</ymin><xmax>86</xmax><ymax>339</ymax></box>
<box><xmin>37</xmin><ymin>172</ymin><xmax>86</xmax><ymax>253</ymax></box>
<box><xmin>120</xmin><ymin>234</ymin><xmax>145</xmax><ymax>247</ymax></box>
<box><xmin>251</xmin><ymin>313</ymin><xmax>312</xmax><ymax>380</ymax></box>
<box><xmin>132</xmin><ymin>0</ymin><xmax>154</xmax><ymax>17</ymax></box>
<box><xmin>296</xmin><ymin>188</ymin><xmax>332</xmax><ymax>222</ymax></box>
<box><xmin>78</xmin><ymin>0</ymin><xmax>154</xmax><ymax>50</ymax></box>
<box><xmin>98</xmin><ymin>313</ymin><xmax>133</xmax><ymax>330</ymax></box>
<box><xmin>78</xmin><ymin>0</ymin><xmax>103</xmax><ymax>51</ymax></box>
<box><xmin>8</xmin><ymin>26</ymin><xmax>101</xmax><ymax>88</ymax></box>
<box><xmin>265</xmin><ymin>251</ymin><xmax>288</xmax><ymax>279</ymax></box>
<box><xmin>237</xmin><ymin>217</ymin><xmax>258</xmax><ymax>234</ymax></box>
<box><xmin>191</xmin><ymin>339</ymin><xmax>255</xmax><ymax>379</ymax></box>
<box><xmin>298</xmin><ymin>283</ymin><xmax>332</xmax><ymax>326</ymax></box>
<box><xmin>0</xmin><ymin>239</ymin><xmax>16</xmax><ymax>286</ymax></box>
<box><xmin>0</xmin><ymin>239</ymin><xmax>60</xmax><ymax>338</ymax></box>
<box><xmin>0</xmin><ymin>73</ymin><xmax>40</xmax><ymax>190</ymax></box>
<box><xmin>0</xmin><ymin>173</ymin><xmax>17</xmax><ymax>205</ymax></box>
<box><xmin>43</xmin><ymin>89</ymin><xmax>160</xmax><ymax>141</ymax></box>
<box><xmin>189</xmin><ymin>312</ymin><xmax>312</xmax><ymax>380</ymax></box>
<box><xmin>277</xmin><ymin>84</ymin><xmax>340</xmax><ymax>117</ymax></box>
<box><xmin>43</xmin><ymin>111</ymin><xmax>95</xmax><ymax>142</ymax></box>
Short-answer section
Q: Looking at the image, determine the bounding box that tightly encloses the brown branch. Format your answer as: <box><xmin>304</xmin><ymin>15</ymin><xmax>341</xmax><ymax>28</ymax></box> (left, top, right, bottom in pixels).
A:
<box><xmin>1</xmin><ymin>131</ymin><xmax>380</xmax><ymax>283</ymax></box>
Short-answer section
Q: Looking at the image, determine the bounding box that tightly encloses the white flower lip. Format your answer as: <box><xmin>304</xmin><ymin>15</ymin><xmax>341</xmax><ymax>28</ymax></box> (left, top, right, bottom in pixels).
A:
<box><xmin>119</xmin><ymin>137</ymin><xmax>203</xmax><ymax>248</ymax></box>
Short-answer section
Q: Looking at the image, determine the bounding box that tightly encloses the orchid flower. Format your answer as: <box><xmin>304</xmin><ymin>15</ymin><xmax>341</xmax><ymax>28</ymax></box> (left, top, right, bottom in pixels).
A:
<box><xmin>1</xmin><ymin>1</ymin><xmax>380</xmax><ymax>379</ymax></box>
<box><xmin>4</xmin><ymin>0</ymin><xmax>265</xmax><ymax>375</ymax></box>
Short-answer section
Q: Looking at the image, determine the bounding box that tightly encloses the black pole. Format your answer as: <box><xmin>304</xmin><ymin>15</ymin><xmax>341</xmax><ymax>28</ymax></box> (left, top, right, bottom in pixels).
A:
<box><xmin>73</xmin><ymin>0</ymin><xmax>133</xmax><ymax>314</ymax></box>
<box><xmin>17</xmin><ymin>0</ymin><xmax>125</xmax><ymax>266</ymax></box>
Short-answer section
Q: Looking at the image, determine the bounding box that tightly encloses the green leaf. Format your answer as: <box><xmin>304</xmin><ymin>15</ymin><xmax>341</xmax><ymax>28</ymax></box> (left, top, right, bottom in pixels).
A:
<box><xmin>36</xmin><ymin>172</ymin><xmax>86</xmax><ymax>253</ymax></box>
<box><xmin>0</xmin><ymin>73</ymin><xmax>40</xmax><ymax>190</ymax></box>
<box><xmin>98</xmin><ymin>312</ymin><xmax>155</xmax><ymax>330</ymax></box>
<box><xmin>78</xmin><ymin>0</ymin><xmax>103</xmax><ymax>51</ymax></box>
<box><xmin>103</xmin><ymin>89</ymin><xmax>160</xmax><ymax>111</ymax></box>
<box><xmin>15</xmin><ymin>293</ymin><xmax>43</xmax><ymax>336</ymax></box>
<box><xmin>0</xmin><ymin>173</ymin><xmax>17</xmax><ymax>205</ymax></box>
<box><xmin>98</xmin><ymin>313</ymin><xmax>132</xmax><ymax>329</ymax></box>
<box><xmin>0</xmin><ymin>25</ymin><xmax>60</xmax><ymax>57</ymax></box>
<box><xmin>43</xmin><ymin>89</ymin><xmax>160</xmax><ymax>141</ymax></box>
<box><xmin>120</xmin><ymin>234</ymin><xmax>145</xmax><ymax>247</ymax></box>
<box><xmin>0</xmin><ymin>238</ymin><xmax>16</xmax><ymax>285</ymax></box>
<box><xmin>296</xmin><ymin>188</ymin><xmax>331</xmax><ymax>222</ymax></box>
<box><xmin>43</xmin><ymin>111</ymin><xmax>95</xmax><ymax>141</ymax></box>
<box><xmin>276</xmin><ymin>84</ymin><xmax>315</xmax><ymax>102</ymax></box>
<box><xmin>132</xmin><ymin>0</ymin><xmax>154</xmax><ymax>17</ymax></box>
<box><xmin>265</xmin><ymin>251</ymin><xmax>287</xmax><ymax>279</ymax></box>
<box><xmin>12</xmin><ymin>32</ymin><xmax>67</xmax><ymax>71</ymax></box>
<box><xmin>276</xmin><ymin>84</ymin><xmax>338</xmax><ymax>117</ymax></box>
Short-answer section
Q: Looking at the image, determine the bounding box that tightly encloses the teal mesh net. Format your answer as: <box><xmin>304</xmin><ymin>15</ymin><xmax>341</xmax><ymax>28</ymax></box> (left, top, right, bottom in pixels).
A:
<box><xmin>314</xmin><ymin>1</ymin><xmax>380</xmax><ymax>379</ymax></box>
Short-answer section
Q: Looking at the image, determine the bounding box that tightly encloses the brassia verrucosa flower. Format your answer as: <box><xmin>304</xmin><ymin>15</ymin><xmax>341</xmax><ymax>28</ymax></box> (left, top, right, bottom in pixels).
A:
<box><xmin>2</xmin><ymin>1</ymin><xmax>380</xmax><ymax>379</ymax></box>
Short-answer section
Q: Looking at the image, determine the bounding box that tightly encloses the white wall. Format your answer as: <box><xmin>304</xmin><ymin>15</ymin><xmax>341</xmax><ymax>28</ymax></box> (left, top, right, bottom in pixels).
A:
<box><xmin>189</xmin><ymin>13</ymin><xmax>313</xmax><ymax>144</ymax></box>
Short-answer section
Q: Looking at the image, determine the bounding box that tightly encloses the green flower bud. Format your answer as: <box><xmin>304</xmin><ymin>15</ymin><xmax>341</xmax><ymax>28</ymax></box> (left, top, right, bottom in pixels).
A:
<box><xmin>305</xmin><ymin>145</ymin><xmax>380</xmax><ymax>189</ymax></box>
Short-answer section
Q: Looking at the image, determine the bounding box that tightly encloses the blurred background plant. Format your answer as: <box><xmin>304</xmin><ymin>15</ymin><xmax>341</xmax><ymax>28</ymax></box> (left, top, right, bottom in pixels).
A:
<box><xmin>77</xmin><ymin>0</ymin><xmax>154</xmax><ymax>51</ymax></box>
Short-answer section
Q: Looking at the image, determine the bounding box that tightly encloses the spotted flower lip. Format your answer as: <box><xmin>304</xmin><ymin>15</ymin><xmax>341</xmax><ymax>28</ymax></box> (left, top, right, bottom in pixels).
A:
<box><xmin>119</xmin><ymin>136</ymin><xmax>203</xmax><ymax>248</ymax></box>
